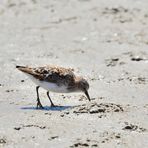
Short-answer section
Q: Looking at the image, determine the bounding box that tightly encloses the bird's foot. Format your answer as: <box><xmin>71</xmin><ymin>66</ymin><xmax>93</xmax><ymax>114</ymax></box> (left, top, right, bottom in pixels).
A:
<box><xmin>36</xmin><ymin>102</ymin><xmax>44</xmax><ymax>109</ymax></box>
<box><xmin>50</xmin><ymin>103</ymin><xmax>57</xmax><ymax>108</ymax></box>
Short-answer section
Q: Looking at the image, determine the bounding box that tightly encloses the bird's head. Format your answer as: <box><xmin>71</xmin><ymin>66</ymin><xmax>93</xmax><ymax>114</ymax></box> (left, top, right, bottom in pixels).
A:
<box><xmin>77</xmin><ymin>77</ymin><xmax>90</xmax><ymax>101</ymax></box>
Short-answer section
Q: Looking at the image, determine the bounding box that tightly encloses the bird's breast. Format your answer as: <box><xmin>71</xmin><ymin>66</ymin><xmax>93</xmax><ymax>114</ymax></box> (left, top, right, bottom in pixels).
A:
<box><xmin>40</xmin><ymin>81</ymin><xmax>69</xmax><ymax>93</ymax></box>
<box><xmin>28</xmin><ymin>74</ymin><xmax>69</xmax><ymax>93</ymax></box>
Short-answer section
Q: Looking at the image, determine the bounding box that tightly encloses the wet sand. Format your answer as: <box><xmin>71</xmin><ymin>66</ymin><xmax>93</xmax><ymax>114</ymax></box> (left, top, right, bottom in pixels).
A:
<box><xmin>0</xmin><ymin>0</ymin><xmax>148</xmax><ymax>147</ymax></box>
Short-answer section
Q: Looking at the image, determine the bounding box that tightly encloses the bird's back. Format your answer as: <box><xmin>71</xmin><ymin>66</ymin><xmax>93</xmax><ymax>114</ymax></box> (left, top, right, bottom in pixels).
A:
<box><xmin>16</xmin><ymin>65</ymin><xmax>76</xmax><ymax>87</ymax></box>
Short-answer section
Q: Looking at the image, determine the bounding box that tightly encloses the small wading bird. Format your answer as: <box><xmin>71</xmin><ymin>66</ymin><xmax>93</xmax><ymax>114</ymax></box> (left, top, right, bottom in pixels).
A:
<box><xmin>16</xmin><ymin>65</ymin><xmax>90</xmax><ymax>109</ymax></box>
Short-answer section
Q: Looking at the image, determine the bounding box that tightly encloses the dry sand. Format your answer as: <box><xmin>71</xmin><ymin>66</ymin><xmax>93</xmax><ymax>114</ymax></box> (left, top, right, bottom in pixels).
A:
<box><xmin>0</xmin><ymin>0</ymin><xmax>148</xmax><ymax>147</ymax></box>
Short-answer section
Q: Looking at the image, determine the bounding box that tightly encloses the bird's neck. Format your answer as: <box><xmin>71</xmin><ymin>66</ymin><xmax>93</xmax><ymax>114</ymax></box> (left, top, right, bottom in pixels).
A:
<box><xmin>67</xmin><ymin>77</ymin><xmax>81</xmax><ymax>92</ymax></box>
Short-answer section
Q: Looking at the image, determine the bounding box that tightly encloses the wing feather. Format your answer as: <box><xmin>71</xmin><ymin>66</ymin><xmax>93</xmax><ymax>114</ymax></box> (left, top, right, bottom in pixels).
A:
<box><xmin>33</xmin><ymin>66</ymin><xmax>75</xmax><ymax>86</ymax></box>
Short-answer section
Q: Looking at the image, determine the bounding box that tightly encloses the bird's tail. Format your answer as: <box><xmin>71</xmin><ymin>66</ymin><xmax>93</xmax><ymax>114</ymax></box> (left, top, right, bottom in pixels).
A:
<box><xmin>16</xmin><ymin>65</ymin><xmax>34</xmax><ymax>75</ymax></box>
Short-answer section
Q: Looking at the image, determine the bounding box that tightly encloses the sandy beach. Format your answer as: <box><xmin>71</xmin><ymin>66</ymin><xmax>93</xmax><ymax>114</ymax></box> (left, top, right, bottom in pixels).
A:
<box><xmin>0</xmin><ymin>0</ymin><xmax>148</xmax><ymax>147</ymax></box>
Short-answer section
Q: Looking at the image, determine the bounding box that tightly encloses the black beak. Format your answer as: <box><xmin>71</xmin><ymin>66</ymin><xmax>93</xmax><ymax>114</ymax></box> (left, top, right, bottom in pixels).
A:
<box><xmin>84</xmin><ymin>90</ymin><xmax>91</xmax><ymax>101</ymax></box>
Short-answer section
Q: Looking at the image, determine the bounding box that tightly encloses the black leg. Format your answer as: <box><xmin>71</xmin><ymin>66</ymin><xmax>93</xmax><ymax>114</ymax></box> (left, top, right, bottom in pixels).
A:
<box><xmin>36</xmin><ymin>86</ymin><xmax>44</xmax><ymax>109</ymax></box>
<box><xmin>47</xmin><ymin>91</ymin><xmax>55</xmax><ymax>107</ymax></box>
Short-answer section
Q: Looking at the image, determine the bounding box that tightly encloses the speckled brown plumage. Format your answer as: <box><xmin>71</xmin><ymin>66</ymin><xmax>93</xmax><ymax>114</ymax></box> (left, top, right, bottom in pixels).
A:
<box><xmin>16</xmin><ymin>65</ymin><xmax>76</xmax><ymax>87</ymax></box>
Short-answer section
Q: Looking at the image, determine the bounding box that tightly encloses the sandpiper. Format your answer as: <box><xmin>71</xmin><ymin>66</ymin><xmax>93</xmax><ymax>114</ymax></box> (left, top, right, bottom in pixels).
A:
<box><xmin>16</xmin><ymin>65</ymin><xmax>90</xmax><ymax>109</ymax></box>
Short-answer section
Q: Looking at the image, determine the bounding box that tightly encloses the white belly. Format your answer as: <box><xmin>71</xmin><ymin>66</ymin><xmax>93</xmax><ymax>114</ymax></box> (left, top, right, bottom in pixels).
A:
<box><xmin>28</xmin><ymin>74</ymin><xmax>69</xmax><ymax>93</ymax></box>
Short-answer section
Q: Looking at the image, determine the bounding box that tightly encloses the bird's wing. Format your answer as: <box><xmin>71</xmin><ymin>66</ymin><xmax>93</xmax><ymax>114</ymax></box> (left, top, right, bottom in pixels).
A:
<box><xmin>33</xmin><ymin>66</ymin><xmax>76</xmax><ymax>86</ymax></box>
<box><xmin>17</xmin><ymin>65</ymin><xmax>76</xmax><ymax>86</ymax></box>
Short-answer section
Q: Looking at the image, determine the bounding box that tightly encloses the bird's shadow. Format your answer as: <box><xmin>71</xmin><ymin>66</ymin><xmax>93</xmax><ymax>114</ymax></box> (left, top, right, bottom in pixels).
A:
<box><xmin>21</xmin><ymin>105</ymin><xmax>74</xmax><ymax>111</ymax></box>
